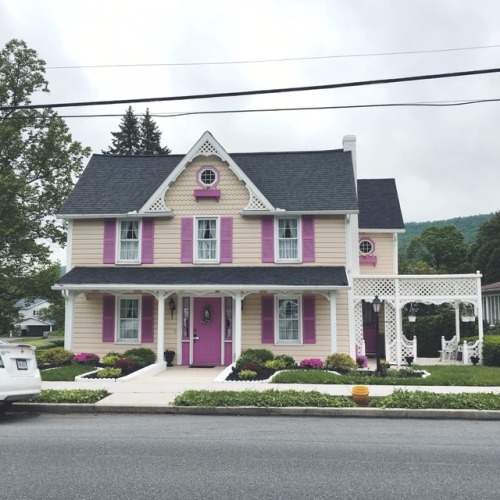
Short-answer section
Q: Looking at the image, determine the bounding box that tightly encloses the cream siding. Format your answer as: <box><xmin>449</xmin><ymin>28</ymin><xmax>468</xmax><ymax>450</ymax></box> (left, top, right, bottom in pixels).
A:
<box><xmin>71</xmin><ymin>219</ymin><xmax>105</xmax><ymax>267</ymax></box>
<box><xmin>358</xmin><ymin>233</ymin><xmax>395</xmax><ymax>275</ymax></box>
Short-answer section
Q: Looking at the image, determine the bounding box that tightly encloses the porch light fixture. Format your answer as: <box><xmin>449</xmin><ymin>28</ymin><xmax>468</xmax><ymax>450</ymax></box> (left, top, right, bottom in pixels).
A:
<box><xmin>169</xmin><ymin>298</ymin><xmax>176</xmax><ymax>318</ymax></box>
<box><xmin>193</xmin><ymin>330</ymin><xmax>199</xmax><ymax>343</ymax></box>
<box><xmin>372</xmin><ymin>296</ymin><xmax>382</xmax><ymax>373</ymax></box>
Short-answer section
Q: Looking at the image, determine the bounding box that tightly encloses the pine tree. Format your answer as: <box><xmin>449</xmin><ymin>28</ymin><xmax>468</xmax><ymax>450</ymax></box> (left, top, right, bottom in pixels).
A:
<box><xmin>103</xmin><ymin>107</ymin><xmax>171</xmax><ymax>155</ymax></box>
<box><xmin>140</xmin><ymin>108</ymin><xmax>171</xmax><ymax>155</ymax></box>
<box><xmin>102</xmin><ymin>106</ymin><xmax>141</xmax><ymax>155</ymax></box>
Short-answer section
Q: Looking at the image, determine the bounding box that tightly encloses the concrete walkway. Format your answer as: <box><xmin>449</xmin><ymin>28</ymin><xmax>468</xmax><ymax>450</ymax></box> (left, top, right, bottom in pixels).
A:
<box><xmin>40</xmin><ymin>364</ymin><xmax>500</xmax><ymax>408</ymax></box>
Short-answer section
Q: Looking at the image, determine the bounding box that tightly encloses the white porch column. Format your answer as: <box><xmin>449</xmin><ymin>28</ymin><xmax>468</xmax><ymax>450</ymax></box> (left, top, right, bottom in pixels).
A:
<box><xmin>64</xmin><ymin>291</ymin><xmax>75</xmax><ymax>351</ymax></box>
<box><xmin>329</xmin><ymin>291</ymin><xmax>337</xmax><ymax>352</ymax></box>
<box><xmin>395</xmin><ymin>279</ymin><xmax>401</xmax><ymax>367</ymax></box>
<box><xmin>454</xmin><ymin>303</ymin><xmax>461</xmax><ymax>343</ymax></box>
<box><xmin>157</xmin><ymin>291</ymin><xmax>165</xmax><ymax>363</ymax></box>
<box><xmin>477</xmin><ymin>273</ymin><xmax>484</xmax><ymax>343</ymax></box>
<box><xmin>234</xmin><ymin>292</ymin><xmax>242</xmax><ymax>362</ymax></box>
<box><xmin>348</xmin><ymin>288</ymin><xmax>356</xmax><ymax>358</ymax></box>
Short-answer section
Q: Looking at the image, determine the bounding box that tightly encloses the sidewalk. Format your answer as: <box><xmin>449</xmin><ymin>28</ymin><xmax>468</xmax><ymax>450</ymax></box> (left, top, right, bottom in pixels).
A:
<box><xmin>37</xmin><ymin>365</ymin><xmax>500</xmax><ymax>411</ymax></box>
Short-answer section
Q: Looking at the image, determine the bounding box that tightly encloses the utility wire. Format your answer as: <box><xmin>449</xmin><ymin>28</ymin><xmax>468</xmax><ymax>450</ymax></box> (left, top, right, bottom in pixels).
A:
<box><xmin>46</xmin><ymin>43</ymin><xmax>500</xmax><ymax>69</ymax></box>
<box><xmin>2</xmin><ymin>67</ymin><xmax>500</xmax><ymax>111</ymax></box>
<box><xmin>4</xmin><ymin>98</ymin><xmax>499</xmax><ymax>121</ymax></box>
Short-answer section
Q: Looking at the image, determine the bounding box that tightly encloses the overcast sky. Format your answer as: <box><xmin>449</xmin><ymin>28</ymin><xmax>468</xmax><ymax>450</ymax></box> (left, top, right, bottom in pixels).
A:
<box><xmin>2</xmin><ymin>0</ymin><xmax>500</xmax><ymax>229</ymax></box>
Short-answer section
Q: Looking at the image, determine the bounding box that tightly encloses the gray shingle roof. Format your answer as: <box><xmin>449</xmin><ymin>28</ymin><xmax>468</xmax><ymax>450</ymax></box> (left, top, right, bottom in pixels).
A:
<box><xmin>60</xmin><ymin>149</ymin><xmax>358</xmax><ymax>215</ymax></box>
<box><xmin>58</xmin><ymin>266</ymin><xmax>349</xmax><ymax>288</ymax></box>
<box><xmin>357</xmin><ymin>179</ymin><xmax>405</xmax><ymax>230</ymax></box>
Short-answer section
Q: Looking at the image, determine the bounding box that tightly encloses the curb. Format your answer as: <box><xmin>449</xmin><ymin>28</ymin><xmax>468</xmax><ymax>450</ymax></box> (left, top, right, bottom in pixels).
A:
<box><xmin>8</xmin><ymin>403</ymin><xmax>500</xmax><ymax>420</ymax></box>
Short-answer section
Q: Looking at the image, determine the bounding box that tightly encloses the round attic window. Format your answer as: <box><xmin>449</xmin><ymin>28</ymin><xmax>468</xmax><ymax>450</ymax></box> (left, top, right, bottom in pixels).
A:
<box><xmin>198</xmin><ymin>167</ymin><xmax>218</xmax><ymax>187</ymax></box>
<box><xmin>359</xmin><ymin>239</ymin><xmax>374</xmax><ymax>254</ymax></box>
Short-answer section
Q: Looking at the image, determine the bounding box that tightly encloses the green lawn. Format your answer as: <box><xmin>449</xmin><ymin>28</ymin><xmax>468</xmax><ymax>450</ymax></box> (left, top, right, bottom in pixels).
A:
<box><xmin>271</xmin><ymin>365</ymin><xmax>500</xmax><ymax>386</ymax></box>
<box><xmin>41</xmin><ymin>364</ymin><xmax>95</xmax><ymax>381</ymax></box>
<box><xmin>5</xmin><ymin>337</ymin><xmax>63</xmax><ymax>349</ymax></box>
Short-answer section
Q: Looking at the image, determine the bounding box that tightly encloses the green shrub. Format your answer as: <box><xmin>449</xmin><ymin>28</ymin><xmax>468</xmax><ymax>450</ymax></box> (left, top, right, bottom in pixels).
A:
<box><xmin>324</xmin><ymin>353</ymin><xmax>357</xmax><ymax>373</ymax></box>
<box><xmin>264</xmin><ymin>359</ymin><xmax>288</xmax><ymax>370</ymax></box>
<box><xmin>29</xmin><ymin>389</ymin><xmax>109</xmax><ymax>404</ymax></box>
<box><xmin>97</xmin><ymin>367</ymin><xmax>122</xmax><ymax>379</ymax></box>
<box><xmin>483</xmin><ymin>339</ymin><xmax>500</xmax><ymax>366</ymax></box>
<box><xmin>123</xmin><ymin>348</ymin><xmax>156</xmax><ymax>366</ymax></box>
<box><xmin>37</xmin><ymin>347</ymin><xmax>74</xmax><ymax>365</ymax></box>
<box><xmin>102</xmin><ymin>352</ymin><xmax>123</xmax><ymax>366</ymax></box>
<box><xmin>125</xmin><ymin>354</ymin><xmax>147</xmax><ymax>369</ymax></box>
<box><xmin>274</xmin><ymin>354</ymin><xmax>296</xmax><ymax>368</ymax></box>
<box><xmin>235</xmin><ymin>349</ymin><xmax>274</xmax><ymax>369</ymax></box>
<box><xmin>114</xmin><ymin>358</ymin><xmax>137</xmax><ymax>374</ymax></box>
<box><xmin>238</xmin><ymin>370</ymin><xmax>258</xmax><ymax>380</ymax></box>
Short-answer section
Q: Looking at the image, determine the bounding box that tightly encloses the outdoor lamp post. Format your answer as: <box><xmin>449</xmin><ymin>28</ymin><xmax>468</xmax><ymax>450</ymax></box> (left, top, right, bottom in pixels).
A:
<box><xmin>372</xmin><ymin>296</ymin><xmax>382</xmax><ymax>373</ymax></box>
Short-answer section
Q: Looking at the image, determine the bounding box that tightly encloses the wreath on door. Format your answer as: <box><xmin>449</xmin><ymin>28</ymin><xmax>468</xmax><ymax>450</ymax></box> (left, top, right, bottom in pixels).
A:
<box><xmin>201</xmin><ymin>304</ymin><xmax>213</xmax><ymax>325</ymax></box>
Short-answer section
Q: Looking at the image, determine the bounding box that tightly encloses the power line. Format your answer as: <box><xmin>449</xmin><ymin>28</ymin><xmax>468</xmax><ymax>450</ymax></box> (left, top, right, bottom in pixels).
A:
<box><xmin>46</xmin><ymin>43</ymin><xmax>500</xmax><ymax>69</ymax></box>
<box><xmin>2</xmin><ymin>67</ymin><xmax>500</xmax><ymax>111</ymax></box>
<box><xmin>4</xmin><ymin>98</ymin><xmax>499</xmax><ymax>121</ymax></box>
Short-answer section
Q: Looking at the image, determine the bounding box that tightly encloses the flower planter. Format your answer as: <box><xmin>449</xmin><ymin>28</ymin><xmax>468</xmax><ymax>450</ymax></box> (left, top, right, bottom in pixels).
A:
<box><xmin>351</xmin><ymin>385</ymin><xmax>370</xmax><ymax>406</ymax></box>
<box><xmin>164</xmin><ymin>350</ymin><xmax>176</xmax><ymax>367</ymax></box>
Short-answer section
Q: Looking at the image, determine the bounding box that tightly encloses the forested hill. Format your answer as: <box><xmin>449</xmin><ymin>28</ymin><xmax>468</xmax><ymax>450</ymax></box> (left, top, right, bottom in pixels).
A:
<box><xmin>398</xmin><ymin>213</ymin><xmax>495</xmax><ymax>253</ymax></box>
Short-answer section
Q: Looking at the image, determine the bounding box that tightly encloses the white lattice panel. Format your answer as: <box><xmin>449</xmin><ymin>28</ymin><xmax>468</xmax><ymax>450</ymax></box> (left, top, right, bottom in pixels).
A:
<box><xmin>245</xmin><ymin>191</ymin><xmax>268</xmax><ymax>211</ymax></box>
<box><xmin>197</xmin><ymin>141</ymin><xmax>219</xmax><ymax>156</ymax></box>
<box><xmin>146</xmin><ymin>194</ymin><xmax>170</xmax><ymax>212</ymax></box>
<box><xmin>384</xmin><ymin>302</ymin><xmax>397</xmax><ymax>363</ymax></box>
<box><xmin>398</xmin><ymin>277</ymin><xmax>477</xmax><ymax>298</ymax></box>
<box><xmin>353</xmin><ymin>278</ymin><xmax>395</xmax><ymax>298</ymax></box>
<box><xmin>354</xmin><ymin>301</ymin><xmax>364</xmax><ymax>353</ymax></box>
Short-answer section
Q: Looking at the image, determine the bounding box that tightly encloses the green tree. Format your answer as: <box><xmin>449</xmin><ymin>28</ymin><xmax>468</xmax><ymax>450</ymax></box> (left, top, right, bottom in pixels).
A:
<box><xmin>140</xmin><ymin>108</ymin><xmax>171</xmax><ymax>155</ymax></box>
<box><xmin>0</xmin><ymin>39</ymin><xmax>89</xmax><ymax>334</ymax></box>
<box><xmin>102</xmin><ymin>105</ymin><xmax>140</xmax><ymax>155</ymax></box>
<box><xmin>470</xmin><ymin>212</ymin><xmax>500</xmax><ymax>284</ymax></box>
<box><xmin>404</xmin><ymin>225</ymin><xmax>471</xmax><ymax>274</ymax></box>
<box><xmin>103</xmin><ymin>106</ymin><xmax>170</xmax><ymax>155</ymax></box>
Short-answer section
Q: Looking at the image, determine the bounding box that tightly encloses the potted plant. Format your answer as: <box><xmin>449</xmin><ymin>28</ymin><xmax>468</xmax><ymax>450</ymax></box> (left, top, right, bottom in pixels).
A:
<box><xmin>470</xmin><ymin>355</ymin><xmax>480</xmax><ymax>365</ymax></box>
<box><xmin>164</xmin><ymin>350</ymin><xmax>176</xmax><ymax>367</ymax></box>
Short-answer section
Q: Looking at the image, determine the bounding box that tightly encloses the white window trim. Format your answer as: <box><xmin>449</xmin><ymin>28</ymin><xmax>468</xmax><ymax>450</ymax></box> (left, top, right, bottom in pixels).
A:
<box><xmin>359</xmin><ymin>237</ymin><xmax>375</xmax><ymax>255</ymax></box>
<box><xmin>275</xmin><ymin>216</ymin><xmax>301</xmax><ymax>263</ymax></box>
<box><xmin>116</xmin><ymin>295</ymin><xmax>141</xmax><ymax>344</ymax></box>
<box><xmin>275</xmin><ymin>295</ymin><xmax>302</xmax><ymax>345</ymax></box>
<box><xmin>197</xmin><ymin>166</ymin><xmax>219</xmax><ymax>188</ymax></box>
<box><xmin>116</xmin><ymin>219</ymin><xmax>142</xmax><ymax>264</ymax></box>
<box><xmin>194</xmin><ymin>216</ymin><xmax>220</xmax><ymax>264</ymax></box>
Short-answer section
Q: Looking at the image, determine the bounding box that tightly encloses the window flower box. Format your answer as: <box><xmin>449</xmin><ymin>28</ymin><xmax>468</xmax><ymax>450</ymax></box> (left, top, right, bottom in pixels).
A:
<box><xmin>359</xmin><ymin>255</ymin><xmax>377</xmax><ymax>265</ymax></box>
<box><xmin>194</xmin><ymin>189</ymin><xmax>221</xmax><ymax>201</ymax></box>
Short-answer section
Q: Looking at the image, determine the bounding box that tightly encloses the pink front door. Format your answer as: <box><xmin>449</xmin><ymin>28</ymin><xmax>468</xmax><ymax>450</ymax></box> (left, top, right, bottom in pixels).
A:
<box><xmin>193</xmin><ymin>297</ymin><xmax>222</xmax><ymax>365</ymax></box>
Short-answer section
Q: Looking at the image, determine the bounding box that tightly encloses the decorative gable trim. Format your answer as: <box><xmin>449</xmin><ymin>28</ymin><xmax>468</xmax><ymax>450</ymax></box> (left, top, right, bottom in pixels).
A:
<box><xmin>140</xmin><ymin>131</ymin><xmax>274</xmax><ymax>214</ymax></box>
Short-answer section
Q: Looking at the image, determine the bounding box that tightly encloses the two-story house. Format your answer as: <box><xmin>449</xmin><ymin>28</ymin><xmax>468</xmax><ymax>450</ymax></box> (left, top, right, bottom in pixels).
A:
<box><xmin>54</xmin><ymin>132</ymin><xmax>484</xmax><ymax>366</ymax></box>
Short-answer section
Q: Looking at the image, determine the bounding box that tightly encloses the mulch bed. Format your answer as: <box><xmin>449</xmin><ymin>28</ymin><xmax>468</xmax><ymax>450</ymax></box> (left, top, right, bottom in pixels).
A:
<box><xmin>226</xmin><ymin>368</ymin><xmax>276</xmax><ymax>381</ymax></box>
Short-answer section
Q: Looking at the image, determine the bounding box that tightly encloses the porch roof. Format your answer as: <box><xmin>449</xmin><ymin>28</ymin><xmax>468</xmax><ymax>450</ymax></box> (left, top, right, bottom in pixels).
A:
<box><xmin>56</xmin><ymin>266</ymin><xmax>349</xmax><ymax>291</ymax></box>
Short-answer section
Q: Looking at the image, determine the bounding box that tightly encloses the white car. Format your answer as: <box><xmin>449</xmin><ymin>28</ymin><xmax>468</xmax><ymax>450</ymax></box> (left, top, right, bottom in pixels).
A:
<box><xmin>0</xmin><ymin>339</ymin><xmax>41</xmax><ymax>408</ymax></box>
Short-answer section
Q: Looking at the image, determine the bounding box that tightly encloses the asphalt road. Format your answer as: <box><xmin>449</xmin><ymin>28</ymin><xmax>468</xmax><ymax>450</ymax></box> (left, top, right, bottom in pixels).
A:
<box><xmin>1</xmin><ymin>413</ymin><xmax>499</xmax><ymax>499</ymax></box>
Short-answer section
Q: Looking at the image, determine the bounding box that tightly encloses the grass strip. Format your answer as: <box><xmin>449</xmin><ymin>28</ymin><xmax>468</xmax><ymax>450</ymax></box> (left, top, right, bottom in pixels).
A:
<box><xmin>372</xmin><ymin>390</ymin><xmax>500</xmax><ymax>410</ymax></box>
<box><xmin>174</xmin><ymin>389</ymin><xmax>356</xmax><ymax>408</ymax></box>
<box><xmin>28</xmin><ymin>389</ymin><xmax>109</xmax><ymax>404</ymax></box>
<box><xmin>272</xmin><ymin>365</ymin><xmax>500</xmax><ymax>386</ymax></box>
<box><xmin>41</xmin><ymin>364</ymin><xmax>96</xmax><ymax>381</ymax></box>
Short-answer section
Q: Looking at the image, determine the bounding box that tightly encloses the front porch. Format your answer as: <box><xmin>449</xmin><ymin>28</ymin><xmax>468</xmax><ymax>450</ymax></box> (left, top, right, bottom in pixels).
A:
<box><xmin>353</xmin><ymin>273</ymin><xmax>484</xmax><ymax>367</ymax></box>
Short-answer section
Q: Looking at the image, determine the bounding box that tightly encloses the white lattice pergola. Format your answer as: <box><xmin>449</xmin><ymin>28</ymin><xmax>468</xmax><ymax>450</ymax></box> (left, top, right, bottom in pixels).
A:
<box><xmin>352</xmin><ymin>273</ymin><xmax>483</xmax><ymax>366</ymax></box>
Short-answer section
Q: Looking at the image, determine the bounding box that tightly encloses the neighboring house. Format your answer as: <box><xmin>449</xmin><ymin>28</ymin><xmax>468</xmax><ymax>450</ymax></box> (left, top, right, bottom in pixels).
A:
<box><xmin>53</xmin><ymin>132</ymin><xmax>483</xmax><ymax>365</ymax></box>
<box><xmin>15</xmin><ymin>299</ymin><xmax>53</xmax><ymax>337</ymax></box>
<box><xmin>482</xmin><ymin>281</ymin><xmax>500</xmax><ymax>326</ymax></box>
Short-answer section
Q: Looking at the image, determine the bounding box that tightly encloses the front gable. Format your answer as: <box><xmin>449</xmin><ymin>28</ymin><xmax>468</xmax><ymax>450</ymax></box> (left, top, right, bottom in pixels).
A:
<box><xmin>140</xmin><ymin>131</ymin><xmax>274</xmax><ymax>214</ymax></box>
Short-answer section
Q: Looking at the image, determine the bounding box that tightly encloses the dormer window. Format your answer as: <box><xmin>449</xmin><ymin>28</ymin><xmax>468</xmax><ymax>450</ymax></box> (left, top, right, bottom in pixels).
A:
<box><xmin>359</xmin><ymin>239</ymin><xmax>374</xmax><ymax>255</ymax></box>
<box><xmin>197</xmin><ymin>166</ymin><xmax>219</xmax><ymax>188</ymax></box>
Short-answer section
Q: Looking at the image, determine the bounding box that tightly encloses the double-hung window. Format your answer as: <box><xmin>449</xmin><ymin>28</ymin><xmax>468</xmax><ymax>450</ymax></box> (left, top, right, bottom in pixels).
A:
<box><xmin>277</xmin><ymin>217</ymin><xmax>300</xmax><ymax>262</ymax></box>
<box><xmin>119</xmin><ymin>220</ymin><xmax>140</xmax><ymax>263</ymax></box>
<box><xmin>196</xmin><ymin>217</ymin><xmax>218</xmax><ymax>262</ymax></box>
<box><xmin>118</xmin><ymin>297</ymin><xmax>140</xmax><ymax>342</ymax></box>
<box><xmin>277</xmin><ymin>297</ymin><xmax>300</xmax><ymax>342</ymax></box>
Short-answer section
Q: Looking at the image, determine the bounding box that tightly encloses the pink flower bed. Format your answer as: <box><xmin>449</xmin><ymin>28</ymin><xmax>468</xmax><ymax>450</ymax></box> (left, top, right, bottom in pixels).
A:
<box><xmin>299</xmin><ymin>358</ymin><xmax>324</xmax><ymax>369</ymax></box>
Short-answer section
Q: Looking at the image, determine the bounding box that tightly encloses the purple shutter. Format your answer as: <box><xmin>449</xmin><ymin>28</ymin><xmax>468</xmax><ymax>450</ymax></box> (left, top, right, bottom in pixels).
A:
<box><xmin>103</xmin><ymin>219</ymin><xmax>116</xmax><ymax>264</ymax></box>
<box><xmin>261</xmin><ymin>296</ymin><xmax>274</xmax><ymax>344</ymax></box>
<box><xmin>302</xmin><ymin>295</ymin><xmax>316</xmax><ymax>344</ymax></box>
<box><xmin>220</xmin><ymin>216</ymin><xmax>233</xmax><ymax>263</ymax></box>
<box><xmin>141</xmin><ymin>218</ymin><xmax>155</xmax><ymax>264</ymax></box>
<box><xmin>261</xmin><ymin>216</ymin><xmax>274</xmax><ymax>263</ymax></box>
<box><xmin>302</xmin><ymin>215</ymin><xmax>315</xmax><ymax>262</ymax></box>
<box><xmin>141</xmin><ymin>295</ymin><xmax>154</xmax><ymax>343</ymax></box>
<box><xmin>181</xmin><ymin>217</ymin><xmax>193</xmax><ymax>263</ymax></box>
<box><xmin>102</xmin><ymin>295</ymin><xmax>115</xmax><ymax>342</ymax></box>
